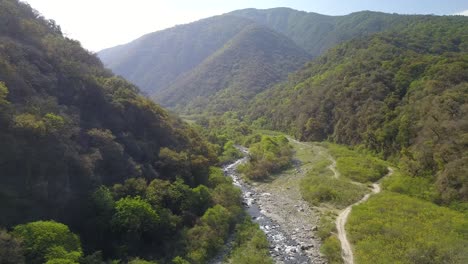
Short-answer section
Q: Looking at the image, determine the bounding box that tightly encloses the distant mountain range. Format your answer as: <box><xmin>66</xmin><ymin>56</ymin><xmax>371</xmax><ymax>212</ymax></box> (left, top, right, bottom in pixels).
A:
<box><xmin>98</xmin><ymin>8</ymin><xmax>422</xmax><ymax>113</ymax></box>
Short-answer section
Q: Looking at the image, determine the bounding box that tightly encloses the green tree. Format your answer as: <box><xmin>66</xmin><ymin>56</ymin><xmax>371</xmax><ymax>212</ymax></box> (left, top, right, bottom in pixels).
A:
<box><xmin>12</xmin><ymin>221</ymin><xmax>82</xmax><ymax>264</ymax></box>
<box><xmin>112</xmin><ymin>197</ymin><xmax>159</xmax><ymax>234</ymax></box>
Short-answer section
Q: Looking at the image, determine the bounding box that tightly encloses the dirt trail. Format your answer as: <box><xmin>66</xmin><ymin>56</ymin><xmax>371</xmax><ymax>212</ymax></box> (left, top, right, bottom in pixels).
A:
<box><xmin>336</xmin><ymin>167</ymin><xmax>393</xmax><ymax>264</ymax></box>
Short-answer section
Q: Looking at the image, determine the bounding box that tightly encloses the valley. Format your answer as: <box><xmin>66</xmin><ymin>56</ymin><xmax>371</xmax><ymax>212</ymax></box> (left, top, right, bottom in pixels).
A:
<box><xmin>0</xmin><ymin>1</ymin><xmax>467</xmax><ymax>263</ymax></box>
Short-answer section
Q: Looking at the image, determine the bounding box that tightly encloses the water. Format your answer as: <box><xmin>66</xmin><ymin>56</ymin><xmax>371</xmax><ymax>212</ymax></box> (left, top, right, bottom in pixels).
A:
<box><xmin>221</xmin><ymin>149</ymin><xmax>311</xmax><ymax>264</ymax></box>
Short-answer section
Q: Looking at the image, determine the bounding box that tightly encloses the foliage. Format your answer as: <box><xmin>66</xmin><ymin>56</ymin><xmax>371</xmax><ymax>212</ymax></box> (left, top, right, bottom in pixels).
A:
<box><xmin>316</xmin><ymin>211</ymin><xmax>336</xmax><ymax>241</ymax></box>
<box><xmin>0</xmin><ymin>1</ymin><xmax>225</xmax><ymax>263</ymax></box>
<box><xmin>0</xmin><ymin>228</ymin><xmax>24</xmax><ymax>264</ymax></box>
<box><xmin>382</xmin><ymin>170</ymin><xmax>439</xmax><ymax>202</ymax></box>
<box><xmin>111</xmin><ymin>197</ymin><xmax>160</xmax><ymax>234</ymax></box>
<box><xmin>239</xmin><ymin>135</ymin><xmax>293</xmax><ymax>180</ymax></box>
<box><xmin>248</xmin><ymin>16</ymin><xmax>468</xmax><ymax>204</ymax></box>
<box><xmin>0</xmin><ymin>81</ymin><xmax>9</xmax><ymax>105</ymax></box>
<box><xmin>128</xmin><ymin>257</ymin><xmax>157</xmax><ymax>264</ymax></box>
<box><xmin>228</xmin><ymin>218</ymin><xmax>273</xmax><ymax>264</ymax></box>
<box><xmin>327</xmin><ymin>144</ymin><xmax>388</xmax><ymax>183</ymax></box>
<box><xmin>186</xmin><ymin>205</ymin><xmax>233</xmax><ymax>264</ymax></box>
<box><xmin>300</xmin><ymin>158</ymin><xmax>367</xmax><ymax>208</ymax></box>
<box><xmin>219</xmin><ymin>140</ymin><xmax>242</xmax><ymax>164</ymax></box>
<box><xmin>157</xmin><ymin>24</ymin><xmax>311</xmax><ymax>115</ymax></box>
<box><xmin>100</xmin><ymin>8</ymin><xmax>432</xmax><ymax>116</ymax></box>
<box><xmin>12</xmin><ymin>221</ymin><xmax>82</xmax><ymax>264</ymax></box>
<box><xmin>348</xmin><ymin>192</ymin><xmax>468</xmax><ymax>264</ymax></box>
<box><xmin>230</xmin><ymin>9</ymin><xmax>420</xmax><ymax>57</ymax></box>
<box><xmin>320</xmin><ymin>235</ymin><xmax>342</xmax><ymax>264</ymax></box>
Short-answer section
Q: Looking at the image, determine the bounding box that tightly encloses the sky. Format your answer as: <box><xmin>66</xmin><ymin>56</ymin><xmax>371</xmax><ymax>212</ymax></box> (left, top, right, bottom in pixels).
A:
<box><xmin>21</xmin><ymin>0</ymin><xmax>468</xmax><ymax>52</ymax></box>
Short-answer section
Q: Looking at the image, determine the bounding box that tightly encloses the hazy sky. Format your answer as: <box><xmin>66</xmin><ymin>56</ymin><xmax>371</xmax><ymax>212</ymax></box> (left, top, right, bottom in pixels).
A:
<box><xmin>22</xmin><ymin>0</ymin><xmax>468</xmax><ymax>52</ymax></box>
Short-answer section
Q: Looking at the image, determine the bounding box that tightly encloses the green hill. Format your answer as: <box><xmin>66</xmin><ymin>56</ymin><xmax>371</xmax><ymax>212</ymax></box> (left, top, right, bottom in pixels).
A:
<box><xmin>229</xmin><ymin>8</ymin><xmax>420</xmax><ymax>57</ymax></box>
<box><xmin>248</xmin><ymin>15</ymin><xmax>468</xmax><ymax>205</ymax></box>
<box><xmin>156</xmin><ymin>24</ymin><xmax>311</xmax><ymax>114</ymax></box>
<box><xmin>0</xmin><ymin>1</ymin><xmax>245</xmax><ymax>262</ymax></box>
<box><xmin>99</xmin><ymin>8</ymin><xmax>434</xmax><ymax>116</ymax></box>
<box><xmin>98</xmin><ymin>15</ymin><xmax>255</xmax><ymax>96</ymax></box>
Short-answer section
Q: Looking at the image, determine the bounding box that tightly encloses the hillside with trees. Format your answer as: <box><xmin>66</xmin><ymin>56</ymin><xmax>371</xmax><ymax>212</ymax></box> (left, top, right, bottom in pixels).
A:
<box><xmin>99</xmin><ymin>8</ymin><xmax>427</xmax><ymax>116</ymax></box>
<box><xmin>98</xmin><ymin>15</ymin><xmax>255</xmax><ymax>96</ymax></box>
<box><xmin>156</xmin><ymin>24</ymin><xmax>311</xmax><ymax>114</ymax></box>
<box><xmin>248</xmin><ymin>15</ymin><xmax>468</xmax><ymax>206</ymax></box>
<box><xmin>0</xmin><ymin>1</ymin><xmax>246</xmax><ymax>262</ymax></box>
<box><xmin>229</xmin><ymin>8</ymin><xmax>421</xmax><ymax>57</ymax></box>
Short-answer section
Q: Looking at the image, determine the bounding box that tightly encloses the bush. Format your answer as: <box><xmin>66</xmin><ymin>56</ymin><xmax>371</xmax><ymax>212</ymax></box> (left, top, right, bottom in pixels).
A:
<box><xmin>239</xmin><ymin>135</ymin><xmax>293</xmax><ymax>180</ymax></box>
<box><xmin>186</xmin><ymin>205</ymin><xmax>233</xmax><ymax>264</ymax></box>
<box><xmin>229</xmin><ymin>219</ymin><xmax>273</xmax><ymax>264</ymax></box>
<box><xmin>320</xmin><ymin>235</ymin><xmax>342</xmax><ymax>264</ymax></box>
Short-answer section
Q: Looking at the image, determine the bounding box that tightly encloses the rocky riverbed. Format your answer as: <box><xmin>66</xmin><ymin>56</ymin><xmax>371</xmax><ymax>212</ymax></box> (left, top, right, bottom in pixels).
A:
<box><xmin>219</xmin><ymin>146</ymin><xmax>326</xmax><ymax>264</ymax></box>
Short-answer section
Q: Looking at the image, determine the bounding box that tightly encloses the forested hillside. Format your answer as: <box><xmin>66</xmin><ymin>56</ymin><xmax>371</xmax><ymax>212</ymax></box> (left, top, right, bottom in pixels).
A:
<box><xmin>229</xmin><ymin>8</ymin><xmax>419</xmax><ymax>57</ymax></box>
<box><xmin>99</xmin><ymin>15</ymin><xmax>255</xmax><ymax>95</ymax></box>
<box><xmin>99</xmin><ymin>8</ymin><xmax>426</xmax><ymax>115</ymax></box>
<box><xmin>248</xmin><ymin>15</ymin><xmax>468</xmax><ymax>205</ymax></box>
<box><xmin>156</xmin><ymin>24</ymin><xmax>311</xmax><ymax>114</ymax></box>
<box><xmin>0</xmin><ymin>1</ymin><xmax>244</xmax><ymax>263</ymax></box>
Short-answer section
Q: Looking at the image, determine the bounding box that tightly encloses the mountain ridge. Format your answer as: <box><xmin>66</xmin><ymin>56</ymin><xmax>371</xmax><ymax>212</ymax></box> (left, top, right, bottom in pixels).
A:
<box><xmin>99</xmin><ymin>8</ymin><xmax>432</xmax><ymax>115</ymax></box>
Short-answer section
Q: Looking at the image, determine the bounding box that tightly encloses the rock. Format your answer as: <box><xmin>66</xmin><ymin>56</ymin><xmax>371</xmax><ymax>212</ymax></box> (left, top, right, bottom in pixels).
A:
<box><xmin>312</xmin><ymin>225</ymin><xmax>318</xmax><ymax>231</ymax></box>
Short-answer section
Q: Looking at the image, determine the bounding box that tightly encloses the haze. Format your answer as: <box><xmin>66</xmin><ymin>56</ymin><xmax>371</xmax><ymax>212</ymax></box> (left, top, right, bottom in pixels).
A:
<box><xmin>21</xmin><ymin>0</ymin><xmax>468</xmax><ymax>52</ymax></box>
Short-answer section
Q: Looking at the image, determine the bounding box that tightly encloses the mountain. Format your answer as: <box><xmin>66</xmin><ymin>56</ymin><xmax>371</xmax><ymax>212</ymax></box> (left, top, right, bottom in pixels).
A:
<box><xmin>0</xmin><ymin>1</ymin><xmax>246</xmax><ymax>262</ymax></box>
<box><xmin>228</xmin><ymin>8</ymin><xmax>419</xmax><ymax>57</ymax></box>
<box><xmin>156</xmin><ymin>24</ymin><xmax>311</xmax><ymax>114</ymax></box>
<box><xmin>247</xmin><ymin>15</ymin><xmax>468</xmax><ymax>204</ymax></box>
<box><xmin>99</xmin><ymin>8</ymin><xmax>429</xmax><ymax>115</ymax></box>
<box><xmin>98</xmin><ymin>15</ymin><xmax>255</xmax><ymax>96</ymax></box>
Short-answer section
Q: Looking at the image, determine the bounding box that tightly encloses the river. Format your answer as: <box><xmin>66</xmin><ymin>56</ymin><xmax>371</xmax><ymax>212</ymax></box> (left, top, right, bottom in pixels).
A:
<box><xmin>217</xmin><ymin>147</ymin><xmax>312</xmax><ymax>264</ymax></box>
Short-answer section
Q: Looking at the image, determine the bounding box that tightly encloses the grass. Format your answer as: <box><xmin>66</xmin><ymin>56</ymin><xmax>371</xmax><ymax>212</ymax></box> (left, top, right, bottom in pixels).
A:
<box><xmin>300</xmin><ymin>157</ymin><xmax>368</xmax><ymax>209</ymax></box>
<box><xmin>382</xmin><ymin>170</ymin><xmax>439</xmax><ymax>202</ymax></box>
<box><xmin>326</xmin><ymin>143</ymin><xmax>388</xmax><ymax>183</ymax></box>
<box><xmin>348</xmin><ymin>192</ymin><xmax>468</xmax><ymax>264</ymax></box>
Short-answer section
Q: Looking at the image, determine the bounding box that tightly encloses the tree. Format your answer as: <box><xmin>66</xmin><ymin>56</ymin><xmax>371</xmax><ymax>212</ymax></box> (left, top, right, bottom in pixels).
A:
<box><xmin>112</xmin><ymin>197</ymin><xmax>159</xmax><ymax>234</ymax></box>
<box><xmin>12</xmin><ymin>221</ymin><xmax>82</xmax><ymax>264</ymax></box>
<box><xmin>0</xmin><ymin>81</ymin><xmax>9</xmax><ymax>105</ymax></box>
<box><xmin>0</xmin><ymin>229</ymin><xmax>24</xmax><ymax>264</ymax></box>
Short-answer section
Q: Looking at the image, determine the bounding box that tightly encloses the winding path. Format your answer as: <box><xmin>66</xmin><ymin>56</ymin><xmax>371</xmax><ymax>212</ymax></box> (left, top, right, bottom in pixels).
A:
<box><xmin>335</xmin><ymin>167</ymin><xmax>393</xmax><ymax>264</ymax></box>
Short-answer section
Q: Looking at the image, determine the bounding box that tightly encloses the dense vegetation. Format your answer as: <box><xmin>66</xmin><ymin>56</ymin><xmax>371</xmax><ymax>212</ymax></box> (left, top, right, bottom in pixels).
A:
<box><xmin>157</xmin><ymin>25</ymin><xmax>310</xmax><ymax>114</ymax></box>
<box><xmin>227</xmin><ymin>219</ymin><xmax>273</xmax><ymax>264</ymax></box>
<box><xmin>0</xmin><ymin>1</ymin><xmax>245</xmax><ymax>262</ymax></box>
<box><xmin>229</xmin><ymin>8</ymin><xmax>418</xmax><ymax>57</ymax></box>
<box><xmin>99</xmin><ymin>8</ymin><xmax>430</xmax><ymax>116</ymax></box>
<box><xmin>249</xmin><ymin>16</ymin><xmax>468</xmax><ymax>206</ymax></box>
<box><xmin>99</xmin><ymin>15</ymin><xmax>255</xmax><ymax>95</ymax></box>
<box><xmin>238</xmin><ymin>135</ymin><xmax>293</xmax><ymax>180</ymax></box>
<box><xmin>348</xmin><ymin>192</ymin><xmax>468</xmax><ymax>264</ymax></box>
<box><xmin>327</xmin><ymin>144</ymin><xmax>388</xmax><ymax>183</ymax></box>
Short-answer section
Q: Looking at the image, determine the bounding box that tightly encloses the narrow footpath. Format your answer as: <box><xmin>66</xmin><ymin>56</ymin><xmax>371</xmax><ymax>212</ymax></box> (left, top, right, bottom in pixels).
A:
<box><xmin>335</xmin><ymin>167</ymin><xmax>393</xmax><ymax>264</ymax></box>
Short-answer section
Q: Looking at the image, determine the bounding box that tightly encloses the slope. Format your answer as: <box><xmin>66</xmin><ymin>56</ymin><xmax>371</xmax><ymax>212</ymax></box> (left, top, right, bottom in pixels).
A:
<box><xmin>98</xmin><ymin>15</ymin><xmax>255</xmax><ymax>95</ymax></box>
<box><xmin>0</xmin><ymin>0</ymin><xmax>220</xmax><ymax>223</ymax></box>
<box><xmin>229</xmin><ymin>8</ymin><xmax>422</xmax><ymax>57</ymax></box>
<box><xmin>155</xmin><ymin>24</ymin><xmax>311</xmax><ymax>114</ymax></box>
<box><xmin>247</xmin><ymin>15</ymin><xmax>468</xmax><ymax>205</ymax></box>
